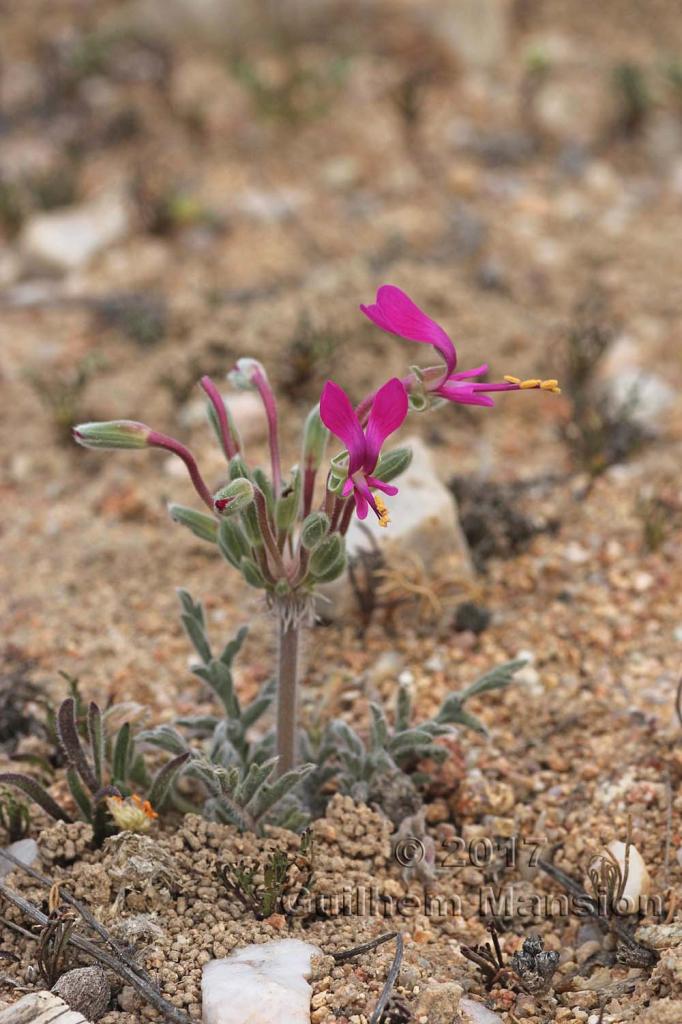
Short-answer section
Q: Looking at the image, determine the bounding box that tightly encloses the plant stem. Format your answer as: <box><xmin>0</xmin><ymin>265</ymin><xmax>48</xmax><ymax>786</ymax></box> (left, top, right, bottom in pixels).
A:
<box><xmin>276</xmin><ymin>603</ymin><xmax>300</xmax><ymax>776</ymax></box>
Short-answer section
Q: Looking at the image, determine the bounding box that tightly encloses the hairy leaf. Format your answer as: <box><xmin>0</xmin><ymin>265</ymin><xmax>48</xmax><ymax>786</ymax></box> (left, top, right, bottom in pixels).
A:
<box><xmin>0</xmin><ymin>773</ymin><xmax>71</xmax><ymax>823</ymax></box>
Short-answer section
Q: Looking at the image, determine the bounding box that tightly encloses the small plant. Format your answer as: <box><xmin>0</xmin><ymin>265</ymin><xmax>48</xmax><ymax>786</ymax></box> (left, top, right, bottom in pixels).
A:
<box><xmin>229</xmin><ymin>50</ymin><xmax>348</xmax><ymax>125</ymax></box>
<box><xmin>612</xmin><ymin>62</ymin><xmax>651</xmax><ymax>137</ymax></box>
<box><xmin>93</xmin><ymin>293</ymin><xmax>167</xmax><ymax>347</ymax></box>
<box><xmin>0</xmin><ymin>698</ymin><xmax>188</xmax><ymax>846</ymax></box>
<box><xmin>141</xmin><ymin>592</ymin><xmax>312</xmax><ymax>831</ymax></box>
<box><xmin>313</xmin><ymin>659</ymin><xmax>526</xmax><ymax>819</ymax></box>
<box><xmin>26</xmin><ymin>354</ymin><xmax>104</xmax><ymax>447</ymax></box>
<box><xmin>219</xmin><ymin>829</ymin><xmax>314</xmax><ymax>919</ymax></box>
<box><xmin>36</xmin><ymin>907</ymin><xmax>76</xmax><ymax>988</ymax></box>
<box><xmin>559</xmin><ymin>296</ymin><xmax>648</xmax><ymax>478</ymax></box>
<box><xmin>73</xmin><ymin>285</ymin><xmax>559</xmax><ymax>820</ymax></box>
<box><xmin>462</xmin><ymin>927</ymin><xmax>559</xmax><ymax>995</ymax></box>
<box><xmin>0</xmin><ymin>790</ymin><xmax>31</xmax><ymax>843</ymax></box>
<box><xmin>278</xmin><ymin>314</ymin><xmax>338</xmax><ymax>401</ymax></box>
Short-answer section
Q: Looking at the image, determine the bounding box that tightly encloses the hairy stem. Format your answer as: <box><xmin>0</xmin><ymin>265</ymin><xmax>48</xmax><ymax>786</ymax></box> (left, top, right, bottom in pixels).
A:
<box><xmin>252</xmin><ymin>368</ymin><xmax>282</xmax><ymax>495</ymax></box>
<box><xmin>276</xmin><ymin>604</ymin><xmax>300</xmax><ymax>776</ymax></box>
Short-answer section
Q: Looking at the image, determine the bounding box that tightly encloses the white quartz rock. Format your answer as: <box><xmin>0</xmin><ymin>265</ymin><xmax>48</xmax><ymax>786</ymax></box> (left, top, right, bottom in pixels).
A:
<box><xmin>586</xmin><ymin>840</ymin><xmax>650</xmax><ymax>912</ymax></box>
<box><xmin>0</xmin><ymin>838</ymin><xmax>39</xmax><ymax>880</ymax></box>
<box><xmin>458</xmin><ymin>998</ymin><xmax>504</xmax><ymax>1024</ymax></box>
<box><xmin>202</xmin><ymin>939</ymin><xmax>322</xmax><ymax>1024</ymax></box>
<box><xmin>21</xmin><ymin>191</ymin><xmax>130</xmax><ymax>272</ymax></box>
<box><xmin>319</xmin><ymin>436</ymin><xmax>473</xmax><ymax>620</ymax></box>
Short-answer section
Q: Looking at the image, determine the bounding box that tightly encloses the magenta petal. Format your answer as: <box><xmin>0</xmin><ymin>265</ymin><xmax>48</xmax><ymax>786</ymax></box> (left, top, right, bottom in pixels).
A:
<box><xmin>436</xmin><ymin>382</ymin><xmax>495</xmax><ymax>407</ymax></box>
<box><xmin>366</xmin><ymin>477</ymin><xmax>399</xmax><ymax>496</ymax></box>
<box><xmin>353</xmin><ymin>486</ymin><xmax>369</xmax><ymax>519</ymax></box>
<box><xmin>320</xmin><ymin>380</ymin><xmax>366</xmax><ymax>473</ymax></box>
<box><xmin>342</xmin><ymin>478</ymin><xmax>354</xmax><ymax>497</ymax></box>
<box><xmin>360</xmin><ymin>285</ymin><xmax>457</xmax><ymax>374</ymax></box>
<box><xmin>364</xmin><ymin>377</ymin><xmax>408</xmax><ymax>472</ymax></box>
<box><xmin>448</xmin><ymin>362</ymin><xmax>489</xmax><ymax>381</ymax></box>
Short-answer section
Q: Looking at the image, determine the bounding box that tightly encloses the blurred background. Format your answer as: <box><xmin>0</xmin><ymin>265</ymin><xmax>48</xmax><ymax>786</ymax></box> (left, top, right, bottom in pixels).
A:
<box><xmin>1</xmin><ymin>0</ymin><xmax>681</xmax><ymax>701</ymax></box>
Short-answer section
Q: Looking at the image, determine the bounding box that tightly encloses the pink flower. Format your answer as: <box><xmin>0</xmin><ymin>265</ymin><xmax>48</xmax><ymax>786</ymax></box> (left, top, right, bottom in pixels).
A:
<box><xmin>360</xmin><ymin>285</ymin><xmax>560</xmax><ymax>407</ymax></box>
<box><xmin>320</xmin><ymin>377</ymin><xmax>408</xmax><ymax>524</ymax></box>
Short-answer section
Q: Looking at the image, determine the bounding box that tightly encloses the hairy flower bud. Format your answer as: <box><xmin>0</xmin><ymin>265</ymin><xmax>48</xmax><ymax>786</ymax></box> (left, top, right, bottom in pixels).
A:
<box><xmin>275</xmin><ymin>466</ymin><xmax>301</xmax><ymax>532</ymax></box>
<box><xmin>73</xmin><ymin>420</ymin><xmax>150</xmax><ymax>449</ymax></box>
<box><xmin>168</xmin><ymin>504</ymin><xmax>218</xmax><ymax>543</ymax></box>
<box><xmin>240</xmin><ymin>557</ymin><xmax>267</xmax><ymax>589</ymax></box>
<box><xmin>309</xmin><ymin>533</ymin><xmax>345</xmax><ymax>580</ymax></box>
<box><xmin>229</xmin><ymin>454</ymin><xmax>250</xmax><ymax>480</ymax></box>
<box><xmin>214</xmin><ymin>478</ymin><xmax>254</xmax><ymax>516</ymax></box>
<box><xmin>300</xmin><ymin>511</ymin><xmax>330</xmax><ymax>549</ymax></box>
<box><xmin>312</xmin><ymin>550</ymin><xmax>346</xmax><ymax>583</ymax></box>
<box><xmin>228</xmin><ymin>357</ymin><xmax>267</xmax><ymax>391</ymax></box>
<box><xmin>372</xmin><ymin>446</ymin><xmax>413</xmax><ymax>484</ymax></box>
<box><xmin>218</xmin><ymin>518</ymin><xmax>252</xmax><ymax>567</ymax></box>
<box><xmin>301</xmin><ymin>404</ymin><xmax>328</xmax><ymax>471</ymax></box>
<box><xmin>253</xmin><ymin>467</ymin><xmax>274</xmax><ymax>510</ymax></box>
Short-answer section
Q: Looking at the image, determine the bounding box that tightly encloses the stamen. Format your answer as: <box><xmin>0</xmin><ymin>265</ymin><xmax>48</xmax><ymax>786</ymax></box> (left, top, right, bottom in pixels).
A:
<box><xmin>520</xmin><ymin>378</ymin><xmax>542</xmax><ymax>389</ymax></box>
<box><xmin>541</xmin><ymin>379</ymin><xmax>561</xmax><ymax>393</ymax></box>
<box><xmin>504</xmin><ymin>375</ymin><xmax>522</xmax><ymax>384</ymax></box>
<box><xmin>374</xmin><ymin>494</ymin><xmax>390</xmax><ymax>528</ymax></box>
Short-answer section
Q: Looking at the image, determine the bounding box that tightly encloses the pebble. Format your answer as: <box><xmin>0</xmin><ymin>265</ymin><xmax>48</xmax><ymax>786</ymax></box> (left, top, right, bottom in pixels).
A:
<box><xmin>20</xmin><ymin>191</ymin><xmax>131</xmax><ymax>272</ymax></box>
<box><xmin>202</xmin><ymin>939</ymin><xmax>322</xmax><ymax>1024</ymax></box>
<box><xmin>0</xmin><ymin>838</ymin><xmax>39</xmax><ymax>880</ymax></box>
<box><xmin>458</xmin><ymin>998</ymin><xmax>504</xmax><ymax>1023</ymax></box>
<box><xmin>321</xmin><ymin>437</ymin><xmax>473</xmax><ymax>619</ymax></box>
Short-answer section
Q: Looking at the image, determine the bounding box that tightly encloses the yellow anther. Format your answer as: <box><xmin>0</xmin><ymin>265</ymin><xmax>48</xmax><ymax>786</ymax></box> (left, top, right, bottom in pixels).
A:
<box><xmin>541</xmin><ymin>379</ymin><xmax>561</xmax><ymax>393</ymax></box>
<box><xmin>520</xmin><ymin>378</ymin><xmax>542</xmax><ymax>389</ymax></box>
<box><xmin>504</xmin><ymin>375</ymin><xmax>522</xmax><ymax>385</ymax></box>
<box><xmin>374</xmin><ymin>494</ymin><xmax>390</xmax><ymax>528</ymax></box>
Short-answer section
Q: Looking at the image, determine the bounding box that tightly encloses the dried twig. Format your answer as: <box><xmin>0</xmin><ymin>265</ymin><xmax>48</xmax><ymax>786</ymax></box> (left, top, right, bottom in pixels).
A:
<box><xmin>330</xmin><ymin>931</ymin><xmax>398</xmax><ymax>963</ymax></box>
<box><xmin>538</xmin><ymin>857</ymin><xmax>657</xmax><ymax>968</ymax></box>
<box><xmin>0</xmin><ymin>849</ymin><xmax>140</xmax><ymax>974</ymax></box>
<box><xmin>0</xmin><ymin>880</ymin><xmax>196</xmax><ymax>1024</ymax></box>
<box><xmin>369</xmin><ymin>932</ymin><xmax>403</xmax><ymax>1024</ymax></box>
<box><xmin>676</xmin><ymin>677</ymin><xmax>682</xmax><ymax>727</ymax></box>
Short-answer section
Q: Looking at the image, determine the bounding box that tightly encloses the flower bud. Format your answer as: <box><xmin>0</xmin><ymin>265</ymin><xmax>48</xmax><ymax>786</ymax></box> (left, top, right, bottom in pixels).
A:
<box><xmin>300</xmin><ymin>512</ymin><xmax>330</xmax><ymax>549</ymax></box>
<box><xmin>275</xmin><ymin>467</ymin><xmax>301</xmax><ymax>531</ymax></box>
<box><xmin>218</xmin><ymin>519</ymin><xmax>252</xmax><ymax>568</ymax></box>
<box><xmin>240</xmin><ymin>557</ymin><xmax>267</xmax><ymax>589</ymax></box>
<box><xmin>372</xmin><ymin>446</ymin><xmax>412</xmax><ymax>484</ymax></box>
<box><xmin>229</xmin><ymin>454</ymin><xmax>250</xmax><ymax>480</ymax></box>
<box><xmin>228</xmin><ymin>357</ymin><xmax>267</xmax><ymax>392</ymax></box>
<box><xmin>309</xmin><ymin>533</ymin><xmax>345</xmax><ymax>580</ymax></box>
<box><xmin>301</xmin><ymin>404</ymin><xmax>329</xmax><ymax>470</ymax></box>
<box><xmin>213</xmin><ymin>478</ymin><xmax>254</xmax><ymax>516</ymax></box>
<box><xmin>253</xmin><ymin>467</ymin><xmax>274</xmax><ymax>510</ymax></box>
<box><xmin>206</xmin><ymin>398</ymin><xmax>242</xmax><ymax>459</ymax></box>
<box><xmin>313</xmin><ymin>553</ymin><xmax>346</xmax><ymax>583</ymax></box>
<box><xmin>240</xmin><ymin>502</ymin><xmax>263</xmax><ymax>547</ymax></box>
<box><xmin>168</xmin><ymin>504</ymin><xmax>218</xmax><ymax>543</ymax></box>
<box><xmin>73</xmin><ymin>420</ymin><xmax>150</xmax><ymax>449</ymax></box>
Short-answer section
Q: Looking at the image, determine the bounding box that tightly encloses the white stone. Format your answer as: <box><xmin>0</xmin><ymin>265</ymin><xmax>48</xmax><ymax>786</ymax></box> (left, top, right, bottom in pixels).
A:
<box><xmin>585</xmin><ymin>841</ymin><xmax>650</xmax><ymax>913</ymax></box>
<box><xmin>458</xmin><ymin>998</ymin><xmax>504</xmax><ymax>1023</ymax></box>
<box><xmin>0</xmin><ymin>838</ymin><xmax>39</xmax><ymax>880</ymax></box>
<box><xmin>233</xmin><ymin>188</ymin><xmax>307</xmax><ymax>224</ymax></box>
<box><xmin>345</xmin><ymin>435</ymin><xmax>472</xmax><ymax>569</ymax></box>
<box><xmin>21</xmin><ymin>192</ymin><xmax>130</xmax><ymax>272</ymax></box>
<box><xmin>319</xmin><ymin>436</ymin><xmax>472</xmax><ymax>620</ymax></box>
<box><xmin>420</xmin><ymin>0</ymin><xmax>509</xmax><ymax>69</ymax></box>
<box><xmin>598</xmin><ymin>335</ymin><xmax>675</xmax><ymax>430</ymax></box>
<box><xmin>202</xmin><ymin>939</ymin><xmax>321</xmax><ymax>1024</ymax></box>
<box><xmin>180</xmin><ymin>390</ymin><xmax>267</xmax><ymax>446</ymax></box>
<box><xmin>0</xmin><ymin>990</ymin><xmax>89</xmax><ymax>1023</ymax></box>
